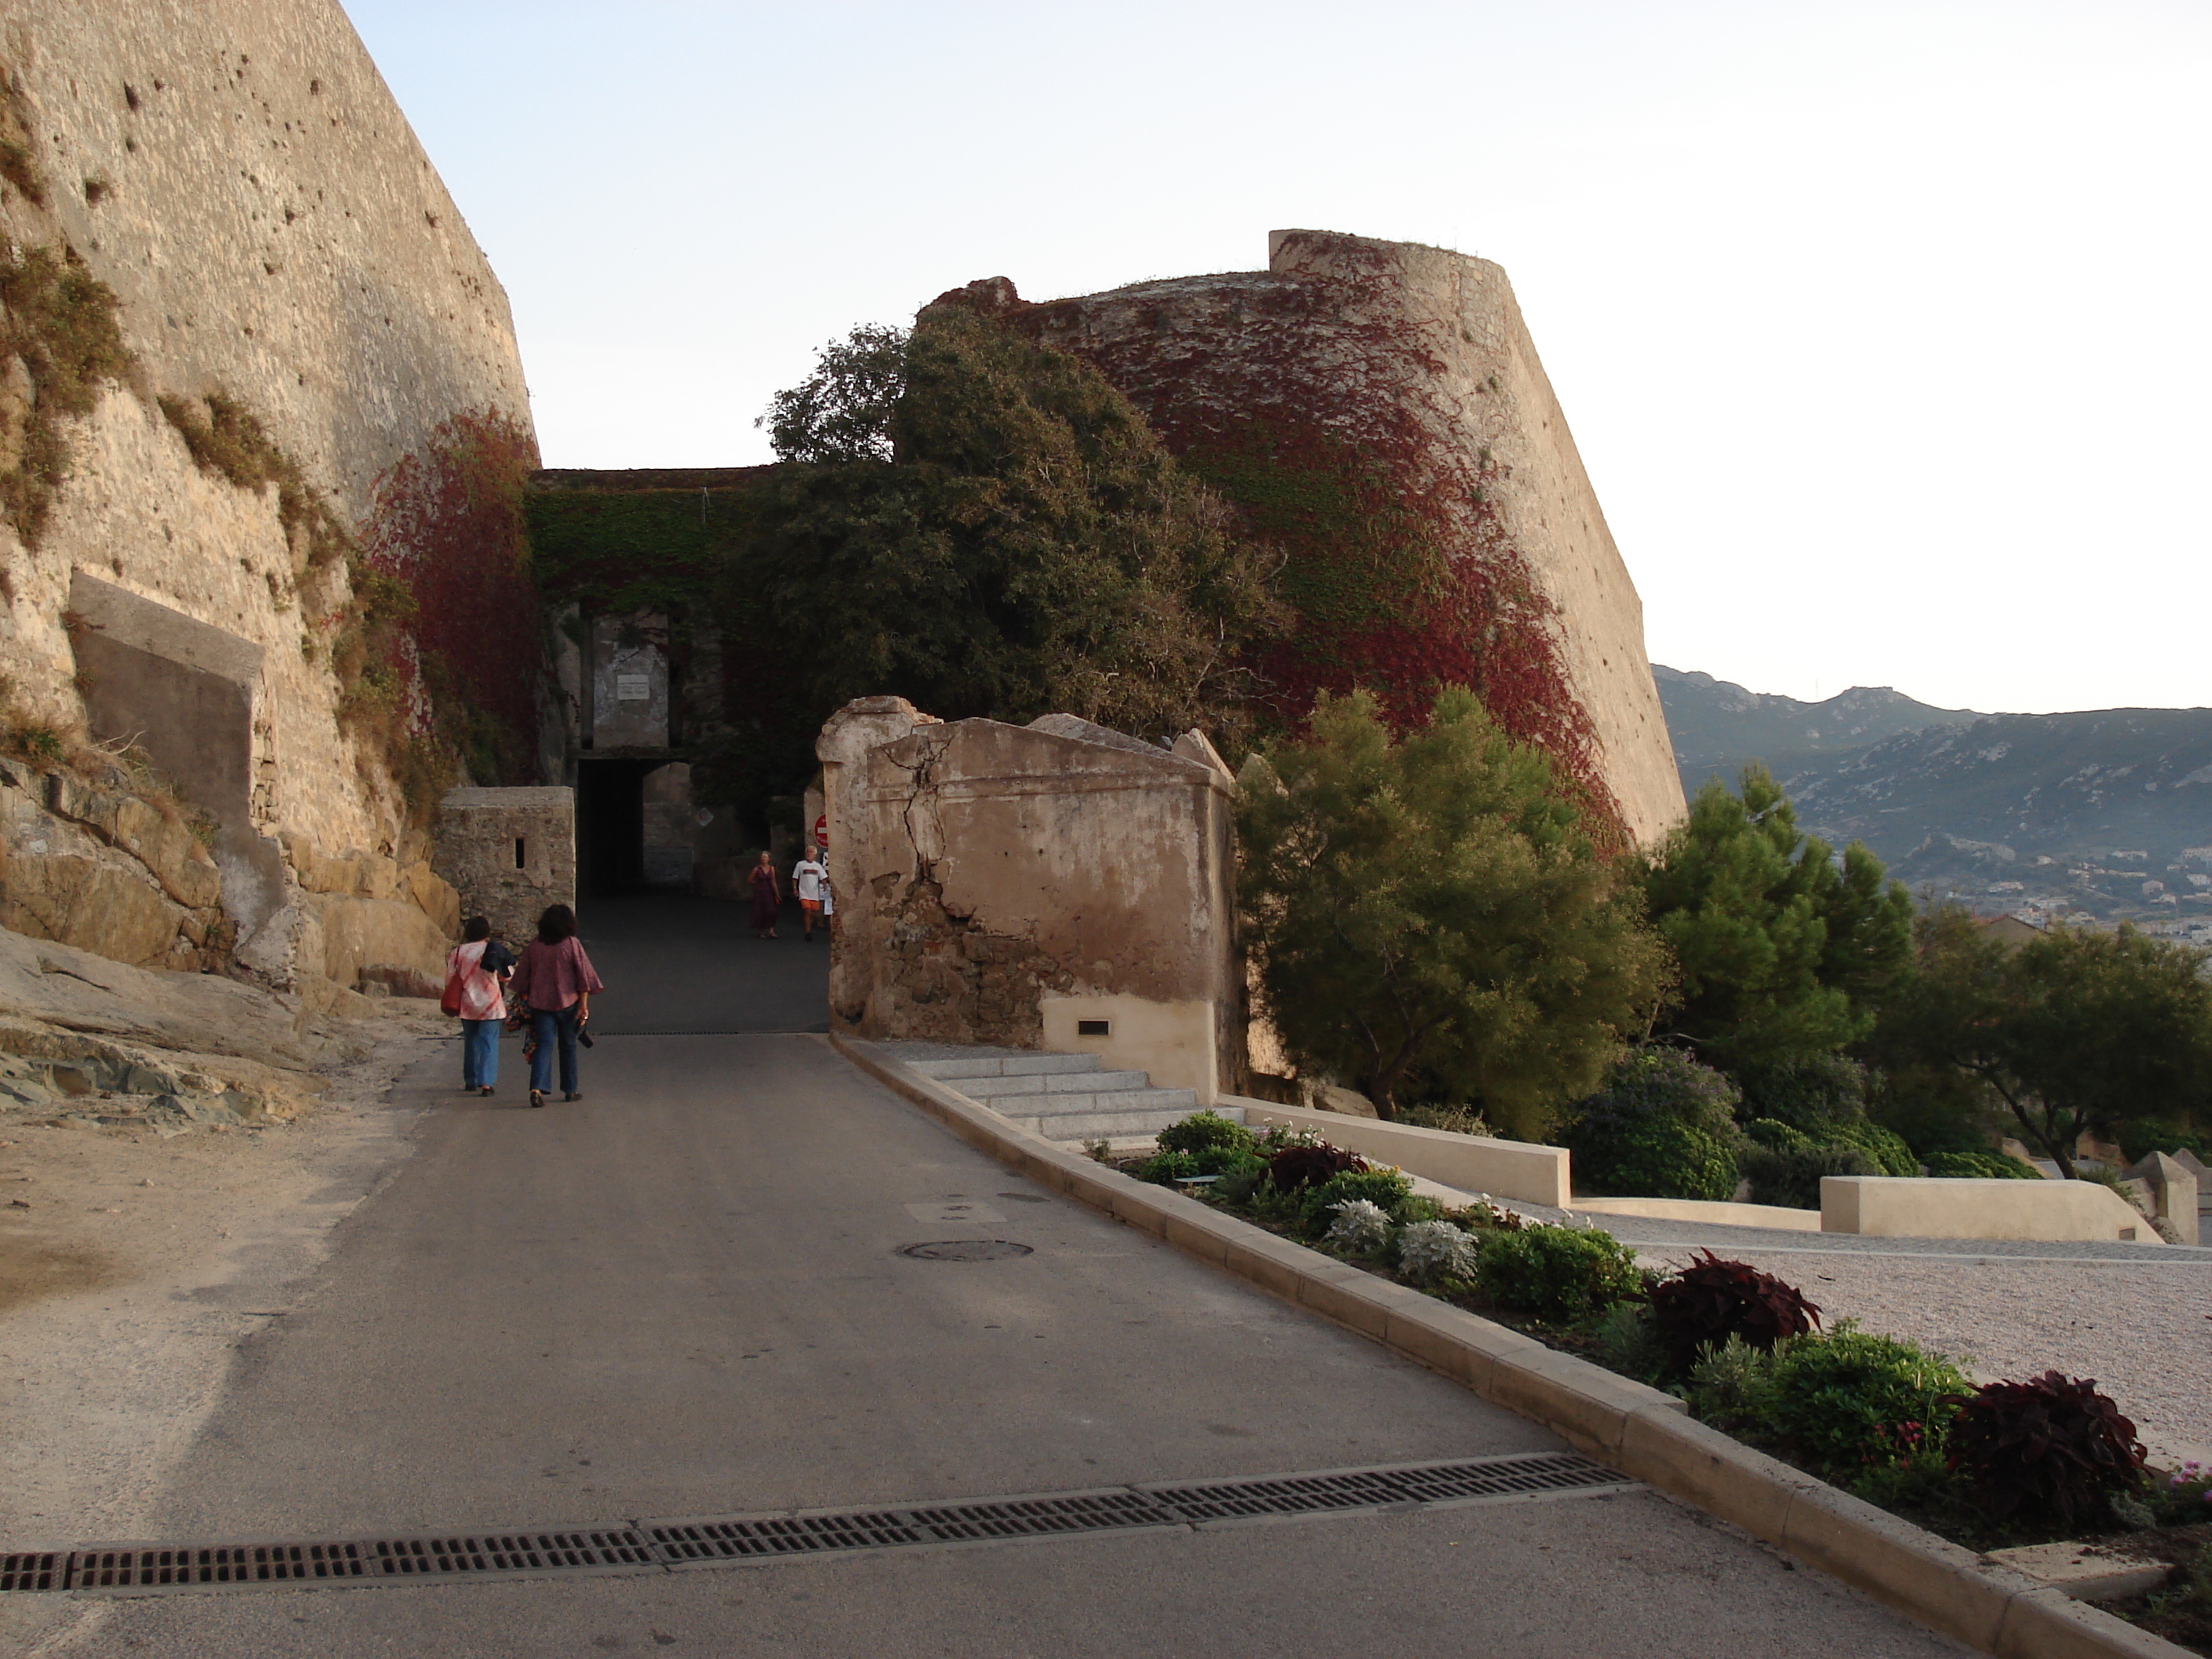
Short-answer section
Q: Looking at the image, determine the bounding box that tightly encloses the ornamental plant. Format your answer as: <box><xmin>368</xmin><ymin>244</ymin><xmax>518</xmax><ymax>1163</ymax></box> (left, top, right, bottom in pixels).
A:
<box><xmin>1324</xmin><ymin>1199</ymin><xmax>1395</xmax><ymax>1254</ymax></box>
<box><xmin>1396</xmin><ymin>1219</ymin><xmax>1480</xmax><ymax>1285</ymax></box>
<box><xmin>1647</xmin><ymin>1251</ymin><xmax>1822</xmax><ymax>1374</ymax></box>
<box><xmin>1266</xmin><ymin>1141</ymin><xmax>1368</xmax><ymax>1195</ymax></box>
<box><xmin>1945</xmin><ymin>1372</ymin><xmax>2146</xmax><ymax>1529</ymax></box>
<box><xmin>1474</xmin><ymin>1224</ymin><xmax>1645</xmax><ymax>1324</ymax></box>
<box><xmin>1762</xmin><ymin>1324</ymin><xmax>1972</xmax><ymax>1476</ymax></box>
<box><xmin>1298</xmin><ymin>1168</ymin><xmax>1412</xmax><ymax>1236</ymax></box>
<box><xmin>1156</xmin><ymin>1111</ymin><xmax>1257</xmax><ymax>1159</ymax></box>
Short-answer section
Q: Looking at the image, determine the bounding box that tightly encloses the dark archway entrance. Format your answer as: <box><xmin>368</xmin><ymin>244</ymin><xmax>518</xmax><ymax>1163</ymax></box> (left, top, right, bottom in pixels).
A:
<box><xmin>575</xmin><ymin>756</ymin><xmax>657</xmax><ymax>899</ymax></box>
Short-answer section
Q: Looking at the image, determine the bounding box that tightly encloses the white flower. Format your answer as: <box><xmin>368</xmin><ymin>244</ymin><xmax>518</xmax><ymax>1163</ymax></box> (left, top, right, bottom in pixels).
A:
<box><xmin>1324</xmin><ymin>1198</ymin><xmax>1394</xmax><ymax>1252</ymax></box>
<box><xmin>1397</xmin><ymin>1219</ymin><xmax>1480</xmax><ymax>1284</ymax></box>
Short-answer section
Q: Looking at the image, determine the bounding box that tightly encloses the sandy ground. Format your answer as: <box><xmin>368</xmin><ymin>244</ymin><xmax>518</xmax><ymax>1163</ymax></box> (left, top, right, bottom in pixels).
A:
<box><xmin>1636</xmin><ymin>1242</ymin><xmax>2212</xmax><ymax>1468</ymax></box>
<box><xmin>0</xmin><ymin>1004</ymin><xmax>446</xmax><ymax>1546</ymax></box>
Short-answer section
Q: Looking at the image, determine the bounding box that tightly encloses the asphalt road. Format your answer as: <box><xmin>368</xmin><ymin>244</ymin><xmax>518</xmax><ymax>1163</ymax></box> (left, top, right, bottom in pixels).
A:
<box><xmin>16</xmin><ymin>928</ymin><xmax>1970</xmax><ymax>1656</ymax></box>
<box><xmin>576</xmin><ymin>893</ymin><xmax>831</xmax><ymax>1035</ymax></box>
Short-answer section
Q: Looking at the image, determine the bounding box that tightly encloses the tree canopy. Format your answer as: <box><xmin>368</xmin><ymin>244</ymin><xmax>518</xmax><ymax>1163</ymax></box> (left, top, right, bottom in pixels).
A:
<box><xmin>738</xmin><ymin>304</ymin><xmax>1283</xmax><ymax>745</ymax></box>
<box><xmin>1640</xmin><ymin>766</ymin><xmax>1912</xmax><ymax>1071</ymax></box>
<box><xmin>1237</xmin><ymin>688</ymin><xmax>1667</xmax><ymax>1131</ymax></box>
<box><xmin>1870</xmin><ymin>909</ymin><xmax>2212</xmax><ymax>1177</ymax></box>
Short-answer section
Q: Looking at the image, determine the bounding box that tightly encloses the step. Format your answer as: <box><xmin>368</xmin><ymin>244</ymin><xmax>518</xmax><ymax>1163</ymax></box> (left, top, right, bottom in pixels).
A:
<box><xmin>1003</xmin><ymin>1104</ymin><xmax>1247</xmax><ymax>1142</ymax></box>
<box><xmin>906</xmin><ymin>1053</ymin><xmax>1104</xmax><ymax>1082</ymax></box>
<box><xmin>984</xmin><ymin>1087</ymin><xmax>1199</xmax><ymax>1119</ymax></box>
<box><xmin>953</xmin><ymin>1070</ymin><xmax>1151</xmax><ymax>1100</ymax></box>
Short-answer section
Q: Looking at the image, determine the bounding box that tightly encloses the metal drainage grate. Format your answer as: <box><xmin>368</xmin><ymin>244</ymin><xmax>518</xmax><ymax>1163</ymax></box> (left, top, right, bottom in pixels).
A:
<box><xmin>4</xmin><ymin>1454</ymin><xmax>1632</xmax><ymax>1596</ymax></box>
<box><xmin>648</xmin><ymin>1489</ymin><xmax>1168</xmax><ymax>1566</ymax></box>
<box><xmin>70</xmin><ymin>1530</ymin><xmax>658</xmax><ymax>1595</ymax></box>
<box><xmin>1</xmin><ymin>1551</ymin><xmax>64</xmax><ymax>1593</ymax></box>
<box><xmin>895</xmin><ymin>1240</ymin><xmax>1034</xmax><ymax>1261</ymax></box>
<box><xmin>1147</xmin><ymin>1452</ymin><xmax>1628</xmax><ymax>1522</ymax></box>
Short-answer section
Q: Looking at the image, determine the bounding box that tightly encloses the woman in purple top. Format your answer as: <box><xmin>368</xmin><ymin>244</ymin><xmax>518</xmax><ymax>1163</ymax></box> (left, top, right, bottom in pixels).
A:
<box><xmin>507</xmin><ymin>903</ymin><xmax>606</xmax><ymax>1109</ymax></box>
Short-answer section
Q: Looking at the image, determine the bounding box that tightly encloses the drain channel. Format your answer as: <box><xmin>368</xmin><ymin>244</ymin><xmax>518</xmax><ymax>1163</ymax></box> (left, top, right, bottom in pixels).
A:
<box><xmin>16</xmin><ymin>1453</ymin><xmax>1633</xmax><ymax>1597</ymax></box>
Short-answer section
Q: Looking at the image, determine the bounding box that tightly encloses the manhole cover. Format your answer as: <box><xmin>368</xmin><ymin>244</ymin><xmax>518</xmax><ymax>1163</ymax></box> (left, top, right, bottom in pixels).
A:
<box><xmin>896</xmin><ymin>1240</ymin><xmax>1034</xmax><ymax>1262</ymax></box>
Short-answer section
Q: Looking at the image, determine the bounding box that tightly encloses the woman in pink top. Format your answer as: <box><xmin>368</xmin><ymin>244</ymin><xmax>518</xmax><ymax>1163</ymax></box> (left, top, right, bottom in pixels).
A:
<box><xmin>507</xmin><ymin>903</ymin><xmax>606</xmax><ymax>1109</ymax></box>
<box><xmin>447</xmin><ymin>917</ymin><xmax>512</xmax><ymax>1097</ymax></box>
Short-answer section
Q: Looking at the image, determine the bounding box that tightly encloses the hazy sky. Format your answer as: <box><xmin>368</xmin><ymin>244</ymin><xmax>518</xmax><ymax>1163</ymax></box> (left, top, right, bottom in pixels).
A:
<box><xmin>347</xmin><ymin>1</ymin><xmax>2209</xmax><ymax>716</ymax></box>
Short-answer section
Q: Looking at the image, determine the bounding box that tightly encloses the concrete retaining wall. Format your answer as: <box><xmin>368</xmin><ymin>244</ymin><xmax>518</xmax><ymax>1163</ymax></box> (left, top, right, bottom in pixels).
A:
<box><xmin>1572</xmin><ymin>1196</ymin><xmax>1823</xmax><ymax>1232</ymax></box>
<box><xmin>1823</xmin><ymin>1177</ymin><xmax>2159</xmax><ymax>1243</ymax></box>
<box><xmin>1230</xmin><ymin>1099</ymin><xmax>1570</xmax><ymax>1208</ymax></box>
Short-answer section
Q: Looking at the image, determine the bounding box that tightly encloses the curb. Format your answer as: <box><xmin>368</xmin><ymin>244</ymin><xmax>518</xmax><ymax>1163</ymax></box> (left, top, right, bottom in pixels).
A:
<box><xmin>835</xmin><ymin>1034</ymin><xmax>2193</xmax><ymax>1659</ymax></box>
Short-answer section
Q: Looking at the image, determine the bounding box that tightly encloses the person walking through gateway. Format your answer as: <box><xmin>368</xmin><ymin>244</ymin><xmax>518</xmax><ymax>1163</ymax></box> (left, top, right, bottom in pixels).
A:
<box><xmin>748</xmin><ymin>848</ymin><xmax>782</xmax><ymax>940</ymax></box>
<box><xmin>792</xmin><ymin>847</ymin><xmax>827</xmax><ymax>942</ymax></box>
<box><xmin>445</xmin><ymin>916</ymin><xmax>513</xmax><ymax>1097</ymax></box>
<box><xmin>507</xmin><ymin>903</ymin><xmax>605</xmax><ymax>1109</ymax></box>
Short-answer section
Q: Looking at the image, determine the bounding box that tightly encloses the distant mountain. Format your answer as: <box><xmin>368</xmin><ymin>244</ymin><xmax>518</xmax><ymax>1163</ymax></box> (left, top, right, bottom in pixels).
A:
<box><xmin>1653</xmin><ymin>665</ymin><xmax>1979</xmax><ymax>789</ymax></box>
<box><xmin>1653</xmin><ymin>668</ymin><xmax>2212</xmax><ymax>925</ymax></box>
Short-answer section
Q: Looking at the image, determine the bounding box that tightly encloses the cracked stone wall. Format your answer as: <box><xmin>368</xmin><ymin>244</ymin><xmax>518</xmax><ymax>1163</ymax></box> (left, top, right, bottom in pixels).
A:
<box><xmin>818</xmin><ymin>698</ymin><xmax>1242</xmax><ymax>1101</ymax></box>
<box><xmin>0</xmin><ymin>0</ymin><xmax>532</xmax><ymax>990</ymax></box>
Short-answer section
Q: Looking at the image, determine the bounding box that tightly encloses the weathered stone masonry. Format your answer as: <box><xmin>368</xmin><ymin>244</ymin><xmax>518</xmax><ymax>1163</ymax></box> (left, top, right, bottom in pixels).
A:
<box><xmin>820</xmin><ymin>698</ymin><xmax>1243</xmax><ymax>1101</ymax></box>
<box><xmin>0</xmin><ymin>0</ymin><xmax>536</xmax><ymax>994</ymax></box>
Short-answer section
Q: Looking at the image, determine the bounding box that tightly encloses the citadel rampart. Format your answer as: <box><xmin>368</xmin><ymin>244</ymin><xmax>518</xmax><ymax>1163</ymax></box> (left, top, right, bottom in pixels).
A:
<box><xmin>0</xmin><ymin>1</ymin><xmax>539</xmax><ymax>994</ymax></box>
<box><xmin>994</xmin><ymin>230</ymin><xmax>1685</xmax><ymax>846</ymax></box>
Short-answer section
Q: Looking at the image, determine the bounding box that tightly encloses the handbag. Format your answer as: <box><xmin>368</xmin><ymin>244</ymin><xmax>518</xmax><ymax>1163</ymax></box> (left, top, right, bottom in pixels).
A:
<box><xmin>439</xmin><ymin>960</ymin><xmax>465</xmax><ymax>1018</ymax></box>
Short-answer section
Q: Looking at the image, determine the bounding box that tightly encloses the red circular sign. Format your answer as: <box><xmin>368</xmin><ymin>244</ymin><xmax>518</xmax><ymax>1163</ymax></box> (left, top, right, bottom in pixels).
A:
<box><xmin>814</xmin><ymin>814</ymin><xmax>828</xmax><ymax>848</ymax></box>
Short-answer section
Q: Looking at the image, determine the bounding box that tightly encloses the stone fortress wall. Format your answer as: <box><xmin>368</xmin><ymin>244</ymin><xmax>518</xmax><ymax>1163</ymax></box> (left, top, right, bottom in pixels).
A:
<box><xmin>0</xmin><ymin>0</ymin><xmax>536</xmax><ymax>997</ymax></box>
<box><xmin>1007</xmin><ymin>230</ymin><xmax>1686</xmax><ymax>847</ymax></box>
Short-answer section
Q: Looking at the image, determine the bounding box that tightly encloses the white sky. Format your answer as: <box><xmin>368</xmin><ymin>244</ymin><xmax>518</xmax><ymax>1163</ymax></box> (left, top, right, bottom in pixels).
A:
<box><xmin>346</xmin><ymin>0</ymin><xmax>2210</xmax><ymax>716</ymax></box>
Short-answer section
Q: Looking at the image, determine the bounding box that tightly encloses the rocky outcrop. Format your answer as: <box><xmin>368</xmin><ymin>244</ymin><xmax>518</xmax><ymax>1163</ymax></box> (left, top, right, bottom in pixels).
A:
<box><xmin>0</xmin><ymin>0</ymin><xmax>533</xmax><ymax>986</ymax></box>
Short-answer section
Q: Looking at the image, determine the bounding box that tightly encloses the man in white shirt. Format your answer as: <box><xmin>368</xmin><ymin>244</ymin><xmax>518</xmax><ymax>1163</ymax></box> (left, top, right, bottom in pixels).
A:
<box><xmin>792</xmin><ymin>850</ymin><xmax>828</xmax><ymax>942</ymax></box>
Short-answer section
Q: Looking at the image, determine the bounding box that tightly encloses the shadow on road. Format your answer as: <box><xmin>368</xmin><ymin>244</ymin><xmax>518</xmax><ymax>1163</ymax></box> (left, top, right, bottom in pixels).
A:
<box><xmin>575</xmin><ymin>892</ymin><xmax>830</xmax><ymax>1034</ymax></box>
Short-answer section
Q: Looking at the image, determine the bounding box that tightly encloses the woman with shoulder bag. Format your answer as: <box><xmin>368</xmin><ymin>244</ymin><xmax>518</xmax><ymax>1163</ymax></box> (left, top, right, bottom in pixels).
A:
<box><xmin>506</xmin><ymin>903</ymin><xmax>606</xmax><ymax>1109</ymax></box>
<box><xmin>443</xmin><ymin>917</ymin><xmax>513</xmax><ymax>1097</ymax></box>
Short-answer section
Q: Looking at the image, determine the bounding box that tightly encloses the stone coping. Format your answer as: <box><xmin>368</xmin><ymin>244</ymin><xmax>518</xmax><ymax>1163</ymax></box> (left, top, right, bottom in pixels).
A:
<box><xmin>834</xmin><ymin>1034</ymin><xmax>2193</xmax><ymax>1659</ymax></box>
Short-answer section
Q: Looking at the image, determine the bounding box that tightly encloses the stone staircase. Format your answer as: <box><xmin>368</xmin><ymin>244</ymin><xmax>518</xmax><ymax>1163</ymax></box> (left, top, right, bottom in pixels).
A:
<box><xmin>904</xmin><ymin>1049</ymin><xmax>1239</xmax><ymax>1143</ymax></box>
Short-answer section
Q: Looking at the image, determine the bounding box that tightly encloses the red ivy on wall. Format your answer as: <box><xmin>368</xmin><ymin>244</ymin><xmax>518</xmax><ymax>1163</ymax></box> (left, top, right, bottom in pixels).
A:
<box><xmin>1008</xmin><ymin>244</ymin><xmax>1624</xmax><ymax>840</ymax></box>
<box><xmin>361</xmin><ymin>408</ymin><xmax>544</xmax><ymax>781</ymax></box>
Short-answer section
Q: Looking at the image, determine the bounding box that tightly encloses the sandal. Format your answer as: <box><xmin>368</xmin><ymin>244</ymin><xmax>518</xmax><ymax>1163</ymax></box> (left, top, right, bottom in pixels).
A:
<box><xmin>529</xmin><ymin>1090</ymin><xmax>545</xmax><ymax>1109</ymax></box>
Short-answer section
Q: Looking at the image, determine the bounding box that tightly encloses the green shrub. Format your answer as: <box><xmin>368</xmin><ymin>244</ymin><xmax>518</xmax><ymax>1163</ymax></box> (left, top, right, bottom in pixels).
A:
<box><xmin>1741</xmin><ymin>1117</ymin><xmax>1815</xmax><ymax>1152</ymax></box>
<box><xmin>1686</xmin><ymin>1332</ymin><xmax>1778</xmax><ymax>1430</ymax></box>
<box><xmin>1592</xmin><ymin>1301</ymin><xmax>1668</xmax><ymax>1383</ymax></box>
<box><xmin>1739</xmin><ymin>1143</ymin><xmax>1881</xmax><ymax>1209</ymax></box>
<box><xmin>1735</xmin><ymin>1052</ymin><xmax>1872</xmax><ymax>1133</ymax></box>
<box><xmin>1298</xmin><ymin>1167</ymin><xmax>1412</xmax><ymax>1235</ymax></box>
<box><xmin>1474</xmin><ymin>1224</ymin><xmax>1646</xmax><ymax>1324</ymax></box>
<box><xmin>2111</xmin><ymin>1118</ymin><xmax>2212</xmax><ymax>1165</ymax></box>
<box><xmin>1156</xmin><ymin>1111</ymin><xmax>1256</xmax><ymax>1159</ymax></box>
<box><xmin>1924</xmin><ymin>1148</ymin><xmax>2041</xmax><ymax>1181</ymax></box>
<box><xmin>1762</xmin><ymin>1323</ymin><xmax>1972</xmax><ymax>1475</ymax></box>
<box><xmin>1561</xmin><ymin>1048</ymin><xmax>1741</xmax><ymax>1201</ymax></box>
<box><xmin>1826</xmin><ymin>1117</ymin><xmax>1919</xmax><ymax>1177</ymax></box>
<box><xmin>1210</xmin><ymin>1150</ymin><xmax>1270</xmax><ymax>1202</ymax></box>
<box><xmin>1137</xmin><ymin>1149</ymin><xmax>1203</xmax><ymax>1186</ymax></box>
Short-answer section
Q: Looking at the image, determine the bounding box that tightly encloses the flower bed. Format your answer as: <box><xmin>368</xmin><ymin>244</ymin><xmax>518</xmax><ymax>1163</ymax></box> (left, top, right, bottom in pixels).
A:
<box><xmin>1115</xmin><ymin>1112</ymin><xmax>2212</xmax><ymax>1652</ymax></box>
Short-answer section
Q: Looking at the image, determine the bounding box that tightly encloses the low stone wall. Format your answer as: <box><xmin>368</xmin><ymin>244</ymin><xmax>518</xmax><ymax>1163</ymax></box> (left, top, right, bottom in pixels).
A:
<box><xmin>1230</xmin><ymin>1100</ymin><xmax>1570</xmax><ymax>1209</ymax></box>
<box><xmin>1571</xmin><ymin>1196</ymin><xmax>1823</xmax><ymax>1232</ymax></box>
<box><xmin>1822</xmin><ymin>1177</ymin><xmax>2162</xmax><ymax>1243</ymax></box>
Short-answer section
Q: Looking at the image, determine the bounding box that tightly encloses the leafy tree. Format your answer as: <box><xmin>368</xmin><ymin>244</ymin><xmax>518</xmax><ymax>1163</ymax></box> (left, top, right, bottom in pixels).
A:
<box><xmin>738</xmin><ymin>304</ymin><xmax>1282</xmax><ymax>742</ymax></box>
<box><xmin>1641</xmin><ymin>767</ymin><xmax>1912</xmax><ymax>1071</ymax></box>
<box><xmin>1237</xmin><ymin>688</ymin><xmax>1667</xmax><ymax>1130</ymax></box>
<box><xmin>1873</xmin><ymin>909</ymin><xmax>2212</xmax><ymax>1177</ymax></box>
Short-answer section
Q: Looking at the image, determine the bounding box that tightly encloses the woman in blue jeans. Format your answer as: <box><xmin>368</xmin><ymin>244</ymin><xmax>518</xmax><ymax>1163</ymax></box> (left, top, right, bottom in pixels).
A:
<box><xmin>507</xmin><ymin>904</ymin><xmax>606</xmax><ymax>1109</ymax></box>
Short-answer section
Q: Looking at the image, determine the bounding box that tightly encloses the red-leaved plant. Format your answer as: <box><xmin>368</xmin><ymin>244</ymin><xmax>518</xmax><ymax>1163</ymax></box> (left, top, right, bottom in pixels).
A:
<box><xmin>1945</xmin><ymin>1372</ymin><xmax>2145</xmax><ymax>1528</ymax></box>
<box><xmin>1265</xmin><ymin>1142</ymin><xmax>1368</xmax><ymax>1194</ymax></box>
<box><xmin>1648</xmin><ymin>1251</ymin><xmax>1822</xmax><ymax>1375</ymax></box>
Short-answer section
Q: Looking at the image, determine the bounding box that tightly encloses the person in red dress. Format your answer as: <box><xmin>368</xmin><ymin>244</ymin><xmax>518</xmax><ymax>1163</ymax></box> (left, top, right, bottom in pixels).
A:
<box><xmin>748</xmin><ymin>849</ymin><xmax>782</xmax><ymax>939</ymax></box>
